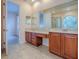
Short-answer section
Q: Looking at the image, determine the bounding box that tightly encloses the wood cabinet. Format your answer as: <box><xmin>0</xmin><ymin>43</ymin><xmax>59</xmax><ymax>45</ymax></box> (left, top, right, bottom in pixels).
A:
<box><xmin>49</xmin><ymin>32</ymin><xmax>78</xmax><ymax>59</ymax></box>
<box><xmin>25</xmin><ymin>32</ymin><xmax>32</xmax><ymax>43</ymax></box>
<box><xmin>25</xmin><ymin>32</ymin><xmax>47</xmax><ymax>46</ymax></box>
<box><xmin>25</xmin><ymin>32</ymin><xmax>78</xmax><ymax>59</ymax></box>
<box><xmin>49</xmin><ymin>32</ymin><xmax>61</xmax><ymax>55</ymax></box>
<box><xmin>31</xmin><ymin>33</ymin><xmax>41</xmax><ymax>46</ymax></box>
<box><xmin>63</xmin><ymin>34</ymin><xmax>78</xmax><ymax>59</ymax></box>
<box><xmin>60</xmin><ymin>34</ymin><xmax>65</xmax><ymax>57</ymax></box>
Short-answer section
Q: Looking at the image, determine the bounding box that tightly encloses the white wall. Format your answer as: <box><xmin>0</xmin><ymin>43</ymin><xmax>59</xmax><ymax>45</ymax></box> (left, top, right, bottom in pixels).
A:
<box><xmin>19</xmin><ymin>3</ymin><xmax>33</xmax><ymax>44</ymax></box>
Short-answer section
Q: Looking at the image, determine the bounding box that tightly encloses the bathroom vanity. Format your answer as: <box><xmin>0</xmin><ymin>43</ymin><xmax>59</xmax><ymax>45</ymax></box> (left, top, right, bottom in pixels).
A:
<box><xmin>49</xmin><ymin>29</ymin><xmax>78</xmax><ymax>59</ymax></box>
<box><xmin>25</xmin><ymin>29</ymin><xmax>78</xmax><ymax>59</ymax></box>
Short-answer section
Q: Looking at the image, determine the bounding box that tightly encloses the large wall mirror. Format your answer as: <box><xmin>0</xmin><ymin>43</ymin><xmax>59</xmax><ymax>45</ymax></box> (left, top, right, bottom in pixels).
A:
<box><xmin>45</xmin><ymin>0</ymin><xmax>77</xmax><ymax>30</ymax></box>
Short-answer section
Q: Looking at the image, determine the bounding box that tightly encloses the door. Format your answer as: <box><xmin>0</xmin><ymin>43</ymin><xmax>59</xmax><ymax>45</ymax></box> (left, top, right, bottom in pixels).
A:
<box><xmin>64</xmin><ymin>34</ymin><xmax>78</xmax><ymax>59</ymax></box>
<box><xmin>49</xmin><ymin>32</ymin><xmax>61</xmax><ymax>55</ymax></box>
<box><xmin>27</xmin><ymin>32</ymin><xmax>32</xmax><ymax>43</ymax></box>
<box><xmin>6</xmin><ymin>12</ymin><xmax>19</xmax><ymax>45</ymax></box>
<box><xmin>6</xmin><ymin>1</ymin><xmax>19</xmax><ymax>45</ymax></box>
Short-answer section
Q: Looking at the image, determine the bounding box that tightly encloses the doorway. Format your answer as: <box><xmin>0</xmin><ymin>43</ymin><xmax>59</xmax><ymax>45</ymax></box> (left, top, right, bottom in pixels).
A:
<box><xmin>6</xmin><ymin>1</ymin><xmax>19</xmax><ymax>46</ymax></box>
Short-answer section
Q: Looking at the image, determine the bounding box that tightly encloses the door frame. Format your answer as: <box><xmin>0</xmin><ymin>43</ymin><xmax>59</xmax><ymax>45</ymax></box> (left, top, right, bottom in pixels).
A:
<box><xmin>1</xmin><ymin>0</ymin><xmax>8</xmax><ymax>55</ymax></box>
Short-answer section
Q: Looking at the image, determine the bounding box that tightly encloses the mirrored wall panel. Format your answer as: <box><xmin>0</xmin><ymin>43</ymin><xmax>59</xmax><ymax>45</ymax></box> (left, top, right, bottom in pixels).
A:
<box><xmin>51</xmin><ymin>17</ymin><xmax>62</xmax><ymax>28</ymax></box>
<box><xmin>25</xmin><ymin>16</ymin><xmax>31</xmax><ymax>25</ymax></box>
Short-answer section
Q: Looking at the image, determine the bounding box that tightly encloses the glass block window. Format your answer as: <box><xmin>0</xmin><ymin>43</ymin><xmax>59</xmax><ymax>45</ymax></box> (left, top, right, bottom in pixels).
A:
<box><xmin>63</xmin><ymin>16</ymin><xmax>78</xmax><ymax>30</ymax></box>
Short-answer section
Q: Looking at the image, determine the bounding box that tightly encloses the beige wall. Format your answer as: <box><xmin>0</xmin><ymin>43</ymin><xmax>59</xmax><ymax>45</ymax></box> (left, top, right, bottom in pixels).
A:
<box><xmin>19</xmin><ymin>3</ymin><xmax>33</xmax><ymax>44</ymax></box>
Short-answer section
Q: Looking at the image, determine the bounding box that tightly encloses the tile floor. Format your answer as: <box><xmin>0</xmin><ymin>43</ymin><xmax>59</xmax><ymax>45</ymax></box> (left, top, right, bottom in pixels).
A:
<box><xmin>2</xmin><ymin>43</ymin><xmax>63</xmax><ymax>59</ymax></box>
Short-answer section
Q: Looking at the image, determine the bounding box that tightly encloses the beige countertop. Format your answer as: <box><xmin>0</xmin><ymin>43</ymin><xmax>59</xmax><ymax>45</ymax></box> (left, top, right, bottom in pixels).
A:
<box><xmin>25</xmin><ymin>28</ymin><xmax>49</xmax><ymax>34</ymax></box>
<box><xmin>50</xmin><ymin>29</ymin><xmax>78</xmax><ymax>34</ymax></box>
<box><xmin>25</xmin><ymin>28</ymin><xmax>78</xmax><ymax>34</ymax></box>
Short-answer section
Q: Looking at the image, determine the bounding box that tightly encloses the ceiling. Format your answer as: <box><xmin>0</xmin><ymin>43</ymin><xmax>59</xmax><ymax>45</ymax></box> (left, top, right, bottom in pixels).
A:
<box><xmin>8</xmin><ymin>0</ymin><xmax>76</xmax><ymax>12</ymax></box>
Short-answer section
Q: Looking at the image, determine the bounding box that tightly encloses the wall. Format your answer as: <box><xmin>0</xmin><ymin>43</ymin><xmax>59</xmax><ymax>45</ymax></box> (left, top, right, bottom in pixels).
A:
<box><xmin>19</xmin><ymin>2</ymin><xmax>33</xmax><ymax>44</ymax></box>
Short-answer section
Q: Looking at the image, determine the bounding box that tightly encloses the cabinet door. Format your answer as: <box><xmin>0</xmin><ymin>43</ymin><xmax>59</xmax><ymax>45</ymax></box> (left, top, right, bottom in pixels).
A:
<box><xmin>25</xmin><ymin>32</ymin><xmax>32</xmax><ymax>43</ymax></box>
<box><xmin>49</xmin><ymin>32</ymin><xmax>61</xmax><ymax>55</ymax></box>
<box><xmin>32</xmin><ymin>33</ymin><xmax>37</xmax><ymax>45</ymax></box>
<box><xmin>64</xmin><ymin>34</ymin><xmax>78</xmax><ymax>59</ymax></box>
<box><xmin>60</xmin><ymin>34</ymin><xmax>65</xmax><ymax>57</ymax></box>
<box><xmin>25</xmin><ymin>32</ymin><xmax>29</xmax><ymax>42</ymax></box>
<box><xmin>28</xmin><ymin>32</ymin><xmax>32</xmax><ymax>43</ymax></box>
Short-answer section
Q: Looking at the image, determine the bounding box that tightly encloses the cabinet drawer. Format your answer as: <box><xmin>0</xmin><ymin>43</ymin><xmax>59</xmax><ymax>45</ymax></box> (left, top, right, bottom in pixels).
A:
<box><xmin>64</xmin><ymin>34</ymin><xmax>78</xmax><ymax>39</ymax></box>
<box><xmin>32</xmin><ymin>33</ymin><xmax>36</xmax><ymax>39</ymax></box>
<box><xmin>64</xmin><ymin>34</ymin><xmax>78</xmax><ymax>59</ymax></box>
<box><xmin>32</xmin><ymin>38</ymin><xmax>37</xmax><ymax>45</ymax></box>
<box><xmin>50</xmin><ymin>32</ymin><xmax>60</xmax><ymax>36</ymax></box>
<box><xmin>49</xmin><ymin>32</ymin><xmax>61</xmax><ymax>56</ymax></box>
<box><xmin>36</xmin><ymin>33</ymin><xmax>47</xmax><ymax>38</ymax></box>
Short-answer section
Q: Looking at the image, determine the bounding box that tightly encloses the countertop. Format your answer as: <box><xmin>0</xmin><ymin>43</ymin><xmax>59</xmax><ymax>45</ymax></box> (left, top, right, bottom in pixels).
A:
<box><xmin>50</xmin><ymin>29</ymin><xmax>78</xmax><ymax>34</ymax></box>
<box><xmin>25</xmin><ymin>28</ymin><xmax>49</xmax><ymax>34</ymax></box>
<box><xmin>25</xmin><ymin>28</ymin><xmax>78</xmax><ymax>34</ymax></box>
